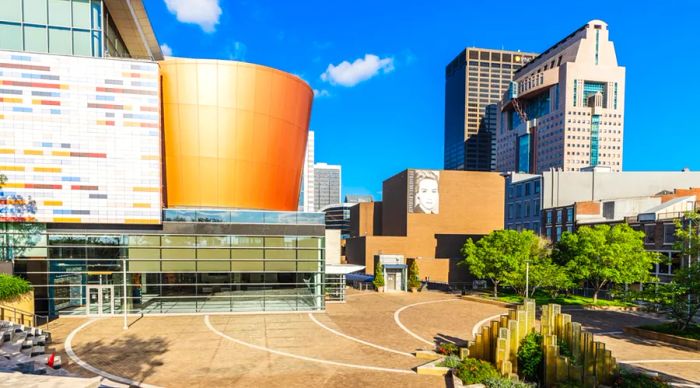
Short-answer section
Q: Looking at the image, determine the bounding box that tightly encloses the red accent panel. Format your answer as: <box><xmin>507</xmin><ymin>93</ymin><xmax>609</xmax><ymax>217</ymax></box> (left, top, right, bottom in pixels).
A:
<box><xmin>70</xmin><ymin>152</ymin><xmax>107</xmax><ymax>158</ymax></box>
<box><xmin>25</xmin><ymin>183</ymin><xmax>62</xmax><ymax>189</ymax></box>
<box><xmin>0</xmin><ymin>63</ymin><xmax>51</xmax><ymax>72</ymax></box>
<box><xmin>2</xmin><ymin>80</ymin><xmax>61</xmax><ymax>89</ymax></box>
<box><xmin>87</xmin><ymin>103</ymin><xmax>124</xmax><ymax>110</ymax></box>
<box><xmin>71</xmin><ymin>185</ymin><xmax>99</xmax><ymax>190</ymax></box>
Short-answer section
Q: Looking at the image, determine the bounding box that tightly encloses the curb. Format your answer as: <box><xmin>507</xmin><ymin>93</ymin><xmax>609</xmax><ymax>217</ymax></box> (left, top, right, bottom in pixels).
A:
<box><xmin>623</xmin><ymin>326</ymin><xmax>700</xmax><ymax>350</ymax></box>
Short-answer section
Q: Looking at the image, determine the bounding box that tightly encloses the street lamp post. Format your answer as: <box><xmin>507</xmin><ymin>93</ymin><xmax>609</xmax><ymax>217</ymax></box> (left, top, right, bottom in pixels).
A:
<box><xmin>122</xmin><ymin>258</ymin><xmax>128</xmax><ymax>330</ymax></box>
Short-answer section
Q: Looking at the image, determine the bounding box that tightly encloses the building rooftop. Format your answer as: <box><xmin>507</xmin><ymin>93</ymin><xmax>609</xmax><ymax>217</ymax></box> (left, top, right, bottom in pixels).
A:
<box><xmin>105</xmin><ymin>0</ymin><xmax>163</xmax><ymax>60</ymax></box>
<box><xmin>514</xmin><ymin>19</ymin><xmax>607</xmax><ymax>77</ymax></box>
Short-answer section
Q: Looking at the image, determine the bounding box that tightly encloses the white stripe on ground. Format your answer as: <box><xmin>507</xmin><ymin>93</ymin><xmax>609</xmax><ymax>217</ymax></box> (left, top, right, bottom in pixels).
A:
<box><xmin>64</xmin><ymin>319</ymin><xmax>161</xmax><ymax>388</ymax></box>
<box><xmin>204</xmin><ymin>315</ymin><xmax>414</xmax><ymax>374</ymax></box>
<box><xmin>619</xmin><ymin>359</ymin><xmax>700</xmax><ymax>364</ymax></box>
<box><xmin>307</xmin><ymin>313</ymin><xmax>413</xmax><ymax>357</ymax></box>
<box><xmin>393</xmin><ymin>299</ymin><xmax>463</xmax><ymax>346</ymax></box>
<box><xmin>593</xmin><ymin>331</ymin><xmax>624</xmax><ymax>335</ymax></box>
<box><xmin>471</xmin><ymin>313</ymin><xmax>507</xmax><ymax>339</ymax></box>
<box><xmin>345</xmin><ymin>292</ymin><xmax>376</xmax><ymax>297</ymax></box>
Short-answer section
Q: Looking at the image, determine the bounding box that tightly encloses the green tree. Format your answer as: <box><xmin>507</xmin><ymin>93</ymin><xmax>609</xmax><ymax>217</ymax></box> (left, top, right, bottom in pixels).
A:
<box><xmin>373</xmin><ymin>260</ymin><xmax>384</xmax><ymax>289</ymax></box>
<box><xmin>407</xmin><ymin>259</ymin><xmax>421</xmax><ymax>289</ymax></box>
<box><xmin>0</xmin><ymin>174</ymin><xmax>44</xmax><ymax>261</ymax></box>
<box><xmin>642</xmin><ymin>262</ymin><xmax>700</xmax><ymax>331</ymax></box>
<box><xmin>554</xmin><ymin>224</ymin><xmax>658</xmax><ymax>303</ymax></box>
<box><xmin>673</xmin><ymin>212</ymin><xmax>700</xmax><ymax>263</ymax></box>
<box><xmin>519</xmin><ymin>255</ymin><xmax>574</xmax><ymax>299</ymax></box>
<box><xmin>461</xmin><ymin>229</ymin><xmax>545</xmax><ymax>297</ymax></box>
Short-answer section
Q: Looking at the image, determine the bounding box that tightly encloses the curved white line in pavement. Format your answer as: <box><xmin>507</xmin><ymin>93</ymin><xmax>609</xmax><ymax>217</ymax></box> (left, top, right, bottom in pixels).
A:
<box><xmin>619</xmin><ymin>359</ymin><xmax>700</xmax><ymax>364</ymax></box>
<box><xmin>393</xmin><ymin>299</ymin><xmax>461</xmax><ymax>346</ymax></box>
<box><xmin>307</xmin><ymin>313</ymin><xmax>413</xmax><ymax>357</ymax></box>
<box><xmin>346</xmin><ymin>292</ymin><xmax>376</xmax><ymax>297</ymax></box>
<box><xmin>64</xmin><ymin>319</ymin><xmax>161</xmax><ymax>388</ymax></box>
<box><xmin>204</xmin><ymin>315</ymin><xmax>414</xmax><ymax>374</ymax></box>
<box><xmin>471</xmin><ymin>314</ymin><xmax>507</xmax><ymax>339</ymax></box>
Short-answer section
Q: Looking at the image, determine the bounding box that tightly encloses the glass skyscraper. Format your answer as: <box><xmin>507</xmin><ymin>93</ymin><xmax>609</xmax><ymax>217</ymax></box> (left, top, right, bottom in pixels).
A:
<box><xmin>444</xmin><ymin>48</ymin><xmax>536</xmax><ymax>171</ymax></box>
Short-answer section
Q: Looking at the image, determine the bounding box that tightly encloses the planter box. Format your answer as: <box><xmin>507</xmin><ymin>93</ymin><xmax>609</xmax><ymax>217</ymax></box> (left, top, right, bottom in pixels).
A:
<box><xmin>416</xmin><ymin>359</ymin><xmax>450</xmax><ymax>376</ymax></box>
<box><xmin>623</xmin><ymin>326</ymin><xmax>700</xmax><ymax>350</ymax></box>
<box><xmin>414</xmin><ymin>350</ymin><xmax>441</xmax><ymax>360</ymax></box>
<box><xmin>448</xmin><ymin>371</ymin><xmax>485</xmax><ymax>388</ymax></box>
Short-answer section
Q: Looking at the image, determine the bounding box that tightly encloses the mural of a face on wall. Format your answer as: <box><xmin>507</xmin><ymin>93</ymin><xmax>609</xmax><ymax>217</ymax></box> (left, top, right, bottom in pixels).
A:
<box><xmin>413</xmin><ymin>170</ymin><xmax>439</xmax><ymax>214</ymax></box>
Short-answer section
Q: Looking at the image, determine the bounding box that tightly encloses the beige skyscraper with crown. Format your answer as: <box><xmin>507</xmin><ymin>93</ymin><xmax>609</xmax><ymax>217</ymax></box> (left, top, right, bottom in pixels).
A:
<box><xmin>496</xmin><ymin>20</ymin><xmax>626</xmax><ymax>173</ymax></box>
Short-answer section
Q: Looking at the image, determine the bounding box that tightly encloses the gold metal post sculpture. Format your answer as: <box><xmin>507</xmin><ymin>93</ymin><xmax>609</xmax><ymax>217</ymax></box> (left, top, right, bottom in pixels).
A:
<box><xmin>465</xmin><ymin>301</ymin><xmax>617</xmax><ymax>387</ymax></box>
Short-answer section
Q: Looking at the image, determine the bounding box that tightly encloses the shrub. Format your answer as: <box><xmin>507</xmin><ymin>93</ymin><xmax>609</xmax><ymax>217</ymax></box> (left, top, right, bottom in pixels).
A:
<box><xmin>0</xmin><ymin>274</ymin><xmax>32</xmax><ymax>301</ymax></box>
<box><xmin>517</xmin><ymin>332</ymin><xmax>543</xmax><ymax>383</ymax></box>
<box><xmin>436</xmin><ymin>342</ymin><xmax>459</xmax><ymax>356</ymax></box>
<box><xmin>454</xmin><ymin>358</ymin><xmax>499</xmax><ymax>385</ymax></box>
<box><xmin>408</xmin><ymin>259</ymin><xmax>421</xmax><ymax>289</ymax></box>
<box><xmin>612</xmin><ymin>369</ymin><xmax>671</xmax><ymax>387</ymax></box>
<box><xmin>437</xmin><ymin>355</ymin><xmax>461</xmax><ymax>368</ymax></box>
<box><xmin>483</xmin><ymin>377</ymin><xmax>535</xmax><ymax>388</ymax></box>
<box><xmin>372</xmin><ymin>261</ymin><xmax>384</xmax><ymax>289</ymax></box>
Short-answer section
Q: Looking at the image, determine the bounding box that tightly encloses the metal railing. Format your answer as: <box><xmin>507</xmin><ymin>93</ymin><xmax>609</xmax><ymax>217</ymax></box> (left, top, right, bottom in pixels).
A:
<box><xmin>0</xmin><ymin>305</ymin><xmax>50</xmax><ymax>331</ymax></box>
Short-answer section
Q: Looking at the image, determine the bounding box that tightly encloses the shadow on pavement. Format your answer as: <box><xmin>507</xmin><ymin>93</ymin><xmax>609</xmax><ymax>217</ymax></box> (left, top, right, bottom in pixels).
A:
<box><xmin>74</xmin><ymin>334</ymin><xmax>169</xmax><ymax>385</ymax></box>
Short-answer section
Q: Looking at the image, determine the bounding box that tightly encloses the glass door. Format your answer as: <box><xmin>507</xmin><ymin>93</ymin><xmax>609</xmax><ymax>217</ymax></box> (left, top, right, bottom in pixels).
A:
<box><xmin>86</xmin><ymin>285</ymin><xmax>115</xmax><ymax>316</ymax></box>
<box><xmin>87</xmin><ymin>287</ymin><xmax>100</xmax><ymax>315</ymax></box>
<box><xmin>101</xmin><ymin>286</ymin><xmax>114</xmax><ymax>315</ymax></box>
<box><xmin>386</xmin><ymin>273</ymin><xmax>396</xmax><ymax>292</ymax></box>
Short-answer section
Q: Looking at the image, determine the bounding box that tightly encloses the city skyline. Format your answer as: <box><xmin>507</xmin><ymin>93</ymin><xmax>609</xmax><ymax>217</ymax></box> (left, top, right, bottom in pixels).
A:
<box><xmin>115</xmin><ymin>1</ymin><xmax>699</xmax><ymax>197</ymax></box>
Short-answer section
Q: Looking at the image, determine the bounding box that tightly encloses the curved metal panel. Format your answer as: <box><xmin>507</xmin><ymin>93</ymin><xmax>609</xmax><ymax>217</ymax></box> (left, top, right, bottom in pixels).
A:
<box><xmin>160</xmin><ymin>58</ymin><xmax>313</xmax><ymax>211</ymax></box>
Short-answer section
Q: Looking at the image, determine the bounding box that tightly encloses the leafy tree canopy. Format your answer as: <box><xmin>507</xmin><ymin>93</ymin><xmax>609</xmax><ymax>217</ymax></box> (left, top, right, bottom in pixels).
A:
<box><xmin>554</xmin><ymin>224</ymin><xmax>658</xmax><ymax>302</ymax></box>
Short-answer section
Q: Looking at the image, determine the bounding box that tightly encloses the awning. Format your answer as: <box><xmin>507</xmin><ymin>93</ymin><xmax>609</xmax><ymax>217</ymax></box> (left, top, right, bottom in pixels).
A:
<box><xmin>384</xmin><ymin>264</ymin><xmax>407</xmax><ymax>270</ymax></box>
<box><xmin>325</xmin><ymin>264</ymin><xmax>366</xmax><ymax>275</ymax></box>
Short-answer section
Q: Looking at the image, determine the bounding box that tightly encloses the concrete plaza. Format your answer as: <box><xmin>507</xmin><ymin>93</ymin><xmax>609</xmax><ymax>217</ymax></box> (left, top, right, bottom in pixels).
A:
<box><xmin>43</xmin><ymin>290</ymin><xmax>700</xmax><ymax>387</ymax></box>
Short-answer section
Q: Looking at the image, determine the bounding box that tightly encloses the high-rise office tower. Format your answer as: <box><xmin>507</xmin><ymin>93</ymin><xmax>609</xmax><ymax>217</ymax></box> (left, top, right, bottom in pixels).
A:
<box><xmin>444</xmin><ymin>48</ymin><xmax>536</xmax><ymax>171</ymax></box>
<box><xmin>298</xmin><ymin>130</ymin><xmax>315</xmax><ymax>212</ymax></box>
<box><xmin>314</xmin><ymin>162</ymin><xmax>341</xmax><ymax>211</ymax></box>
<box><xmin>496</xmin><ymin>20</ymin><xmax>625</xmax><ymax>173</ymax></box>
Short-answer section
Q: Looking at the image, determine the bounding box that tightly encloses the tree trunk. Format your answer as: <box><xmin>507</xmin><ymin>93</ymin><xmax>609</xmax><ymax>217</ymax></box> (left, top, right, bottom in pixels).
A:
<box><xmin>592</xmin><ymin>280</ymin><xmax>606</xmax><ymax>305</ymax></box>
<box><xmin>492</xmin><ymin>280</ymin><xmax>499</xmax><ymax>298</ymax></box>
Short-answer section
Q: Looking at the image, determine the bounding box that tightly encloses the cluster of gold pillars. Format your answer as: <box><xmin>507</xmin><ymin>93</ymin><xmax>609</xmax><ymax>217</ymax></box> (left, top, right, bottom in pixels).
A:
<box><xmin>464</xmin><ymin>301</ymin><xmax>618</xmax><ymax>386</ymax></box>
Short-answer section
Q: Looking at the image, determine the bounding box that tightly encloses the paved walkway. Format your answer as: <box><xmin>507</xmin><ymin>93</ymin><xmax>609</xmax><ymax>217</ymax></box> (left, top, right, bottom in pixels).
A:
<box><xmin>567</xmin><ymin>309</ymin><xmax>700</xmax><ymax>384</ymax></box>
<box><xmin>44</xmin><ymin>291</ymin><xmax>700</xmax><ymax>387</ymax></box>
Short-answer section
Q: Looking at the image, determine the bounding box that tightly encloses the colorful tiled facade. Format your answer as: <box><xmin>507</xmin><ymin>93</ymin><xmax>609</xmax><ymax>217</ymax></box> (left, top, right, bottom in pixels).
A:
<box><xmin>0</xmin><ymin>51</ymin><xmax>161</xmax><ymax>224</ymax></box>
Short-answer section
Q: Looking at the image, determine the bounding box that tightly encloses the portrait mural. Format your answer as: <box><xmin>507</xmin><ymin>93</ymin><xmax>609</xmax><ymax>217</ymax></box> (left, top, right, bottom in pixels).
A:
<box><xmin>408</xmin><ymin>170</ymin><xmax>440</xmax><ymax>214</ymax></box>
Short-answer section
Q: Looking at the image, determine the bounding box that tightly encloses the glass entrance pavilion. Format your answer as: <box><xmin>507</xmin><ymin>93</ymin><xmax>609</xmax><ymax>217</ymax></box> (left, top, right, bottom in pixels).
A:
<box><xmin>10</xmin><ymin>209</ymin><xmax>326</xmax><ymax>317</ymax></box>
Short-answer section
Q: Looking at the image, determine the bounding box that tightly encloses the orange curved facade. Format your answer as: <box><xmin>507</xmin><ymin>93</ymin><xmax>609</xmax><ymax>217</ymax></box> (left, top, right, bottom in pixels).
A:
<box><xmin>160</xmin><ymin>58</ymin><xmax>313</xmax><ymax>211</ymax></box>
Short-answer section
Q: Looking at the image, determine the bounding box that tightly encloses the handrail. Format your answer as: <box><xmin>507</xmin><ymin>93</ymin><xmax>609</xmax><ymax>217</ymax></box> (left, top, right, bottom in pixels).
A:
<box><xmin>0</xmin><ymin>305</ymin><xmax>50</xmax><ymax>331</ymax></box>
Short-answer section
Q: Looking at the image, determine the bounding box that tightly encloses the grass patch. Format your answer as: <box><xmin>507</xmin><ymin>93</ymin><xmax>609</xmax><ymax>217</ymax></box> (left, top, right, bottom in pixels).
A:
<box><xmin>638</xmin><ymin>323</ymin><xmax>700</xmax><ymax>340</ymax></box>
<box><xmin>488</xmin><ymin>291</ymin><xmax>635</xmax><ymax>307</ymax></box>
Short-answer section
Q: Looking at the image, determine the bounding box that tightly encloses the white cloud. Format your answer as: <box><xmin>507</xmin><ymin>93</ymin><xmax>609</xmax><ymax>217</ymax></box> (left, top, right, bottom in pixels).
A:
<box><xmin>320</xmin><ymin>54</ymin><xmax>394</xmax><ymax>87</ymax></box>
<box><xmin>160</xmin><ymin>43</ymin><xmax>173</xmax><ymax>56</ymax></box>
<box><xmin>164</xmin><ymin>0</ymin><xmax>222</xmax><ymax>33</ymax></box>
<box><xmin>313</xmin><ymin>89</ymin><xmax>330</xmax><ymax>98</ymax></box>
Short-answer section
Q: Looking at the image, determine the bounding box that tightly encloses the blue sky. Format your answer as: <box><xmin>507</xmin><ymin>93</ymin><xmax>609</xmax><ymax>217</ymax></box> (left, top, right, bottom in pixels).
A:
<box><xmin>145</xmin><ymin>0</ymin><xmax>700</xmax><ymax>199</ymax></box>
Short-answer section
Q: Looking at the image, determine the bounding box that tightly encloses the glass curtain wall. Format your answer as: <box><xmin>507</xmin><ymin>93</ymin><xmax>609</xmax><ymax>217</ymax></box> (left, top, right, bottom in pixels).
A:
<box><xmin>0</xmin><ymin>0</ymin><xmax>129</xmax><ymax>58</ymax></box>
<box><xmin>12</xmin><ymin>231</ymin><xmax>325</xmax><ymax>316</ymax></box>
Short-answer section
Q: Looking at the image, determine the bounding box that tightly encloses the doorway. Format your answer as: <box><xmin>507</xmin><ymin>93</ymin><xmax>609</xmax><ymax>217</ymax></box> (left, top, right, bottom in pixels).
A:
<box><xmin>86</xmin><ymin>285</ymin><xmax>115</xmax><ymax>316</ymax></box>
